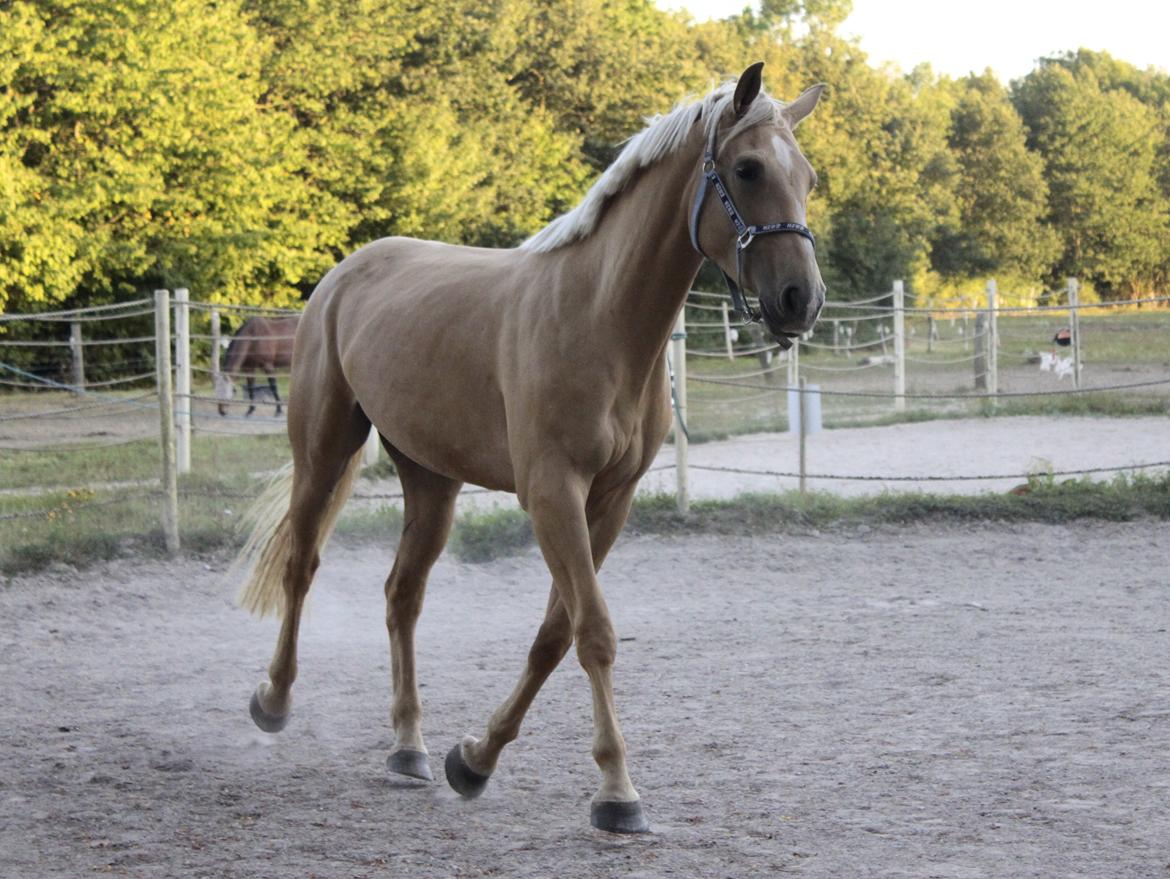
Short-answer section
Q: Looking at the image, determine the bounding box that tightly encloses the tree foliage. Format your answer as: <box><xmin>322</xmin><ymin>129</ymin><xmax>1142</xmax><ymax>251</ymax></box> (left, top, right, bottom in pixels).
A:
<box><xmin>2</xmin><ymin>0</ymin><xmax>1169</xmax><ymax>314</ymax></box>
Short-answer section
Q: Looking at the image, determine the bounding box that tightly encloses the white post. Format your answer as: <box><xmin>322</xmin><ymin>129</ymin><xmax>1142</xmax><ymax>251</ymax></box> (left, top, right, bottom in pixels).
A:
<box><xmin>798</xmin><ymin>376</ymin><xmax>808</xmax><ymax>496</ymax></box>
<box><xmin>986</xmin><ymin>279</ymin><xmax>998</xmax><ymax>408</ymax></box>
<box><xmin>721</xmin><ymin>301</ymin><xmax>733</xmax><ymax>360</ymax></box>
<box><xmin>787</xmin><ymin>336</ymin><xmax>799</xmax><ymax>389</ymax></box>
<box><xmin>672</xmin><ymin>309</ymin><xmax>689</xmax><ymax>515</ymax></box>
<box><xmin>210</xmin><ymin>309</ymin><xmax>222</xmax><ymax>389</ymax></box>
<box><xmin>892</xmin><ymin>280</ymin><xmax>906</xmax><ymax>413</ymax></box>
<box><xmin>1068</xmin><ymin>277</ymin><xmax>1082</xmax><ymax>389</ymax></box>
<box><xmin>154</xmin><ymin>290</ymin><xmax>180</xmax><ymax>554</ymax></box>
<box><xmin>363</xmin><ymin>426</ymin><xmax>381</xmax><ymax>467</ymax></box>
<box><xmin>173</xmin><ymin>287</ymin><xmax>191</xmax><ymax>474</ymax></box>
<box><xmin>69</xmin><ymin>321</ymin><xmax>85</xmax><ymax>393</ymax></box>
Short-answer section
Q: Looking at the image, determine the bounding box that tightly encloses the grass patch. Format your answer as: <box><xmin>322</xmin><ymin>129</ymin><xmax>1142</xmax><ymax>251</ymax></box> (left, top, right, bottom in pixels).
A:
<box><xmin>447</xmin><ymin>507</ymin><xmax>534</xmax><ymax>563</ymax></box>
<box><xmin>628</xmin><ymin>473</ymin><xmax>1170</xmax><ymax>535</ymax></box>
<box><xmin>336</xmin><ymin>504</ymin><xmax>405</xmax><ymax>542</ymax></box>
<box><xmin>0</xmin><ymin>432</ymin><xmax>291</xmax><ymax>491</ymax></box>
<box><xmin>422</xmin><ymin>472</ymin><xmax>1170</xmax><ymax>566</ymax></box>
<box><xmin>993</xmin><ymin>393</ymin><xmax>1169</xmax><ymax>418</ymax></box>
<box><xmin>6</xmin><ymin>465</ymin><xmax>1168</xmax><ymax>575</ymax></box>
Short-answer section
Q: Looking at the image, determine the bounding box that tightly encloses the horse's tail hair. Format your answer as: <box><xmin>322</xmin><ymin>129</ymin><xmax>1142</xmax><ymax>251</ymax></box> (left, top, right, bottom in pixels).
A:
<box><xmin>232</xmin><ymin>451</ymin><xmax>363</xmax><ymax>619</ymax></box>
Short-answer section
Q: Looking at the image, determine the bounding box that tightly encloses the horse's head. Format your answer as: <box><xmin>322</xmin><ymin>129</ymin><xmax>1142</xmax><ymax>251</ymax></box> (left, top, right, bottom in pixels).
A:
<box><xmin>690</xmin><ymin>63</ymin><xmax>826</xmax><ymax>348</ymax></box>
<box><xmin>214</xmin><ymin>372</ymin><xmax>236</xmax><ymax>416</ymax></box>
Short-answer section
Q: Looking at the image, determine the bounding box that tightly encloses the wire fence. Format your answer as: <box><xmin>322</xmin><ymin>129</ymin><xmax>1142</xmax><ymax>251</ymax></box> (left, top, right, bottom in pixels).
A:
<box><xmin>2</xmin><ymin>278</ymin><xmax>1168</xmax><ymax>559</ymax></box>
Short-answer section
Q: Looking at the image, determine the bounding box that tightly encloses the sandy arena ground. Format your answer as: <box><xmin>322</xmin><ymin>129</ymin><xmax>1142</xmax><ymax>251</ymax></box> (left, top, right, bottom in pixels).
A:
<box><xmin>3</xmin><ymin>520</ymin><xmax>1169</xmax><ymax>878</ymax></box>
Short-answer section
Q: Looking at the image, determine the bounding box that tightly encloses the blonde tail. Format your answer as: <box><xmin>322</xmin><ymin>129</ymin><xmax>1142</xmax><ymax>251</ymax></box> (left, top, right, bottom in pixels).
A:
<box><xmin>233</xmin><ymin>452</ymin><xmax>363</xmax><ymax>618</ymax></box>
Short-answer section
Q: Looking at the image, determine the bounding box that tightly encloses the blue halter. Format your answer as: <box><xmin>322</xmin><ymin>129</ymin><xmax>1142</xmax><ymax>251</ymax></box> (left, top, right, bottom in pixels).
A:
<box><xmin>688</xmin><ymin>127</ymin><xmax>815</xmax><ymax>323</ymax></box>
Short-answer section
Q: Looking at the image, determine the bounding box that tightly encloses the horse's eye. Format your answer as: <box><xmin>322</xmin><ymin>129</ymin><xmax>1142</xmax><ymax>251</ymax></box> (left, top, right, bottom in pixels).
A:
<box><xmin>735</xmin><ymin>161</ymin><xmax>762</xmax><ymax>182</ymax></box>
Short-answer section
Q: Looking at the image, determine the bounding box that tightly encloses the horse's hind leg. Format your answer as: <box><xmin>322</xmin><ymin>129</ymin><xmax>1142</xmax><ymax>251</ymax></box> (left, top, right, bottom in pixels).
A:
<box><xmin>245</xmin><ymin>376</ymin><xmax>257</xmax><ymax>417</ymax></box>
<box><xmin>266</xmin><ymin>370</ymin><xmax>282</xmax><ymax>416</ymax></box>
<box><xmin>380</xmin><ymin>447</ymin><xmax>461</xmax><ymax>781</ymax></box>
<box><xmin>249</xmin><ymin>403</ymin><xmax>369</xmax><ymax>732</ymax></box>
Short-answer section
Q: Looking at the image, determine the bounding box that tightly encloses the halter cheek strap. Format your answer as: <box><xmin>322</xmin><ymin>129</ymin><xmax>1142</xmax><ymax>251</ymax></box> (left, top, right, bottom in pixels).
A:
<box><xmin>688</xmin><ymin>129</ymin><xmax>815</xmax><ymax>323</ymax></box>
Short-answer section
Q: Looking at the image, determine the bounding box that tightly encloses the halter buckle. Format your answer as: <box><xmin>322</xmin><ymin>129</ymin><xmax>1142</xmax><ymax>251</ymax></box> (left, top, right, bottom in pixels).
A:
<box><xmin>737</xmin><ymin>229</ymin><xmax>755</xmax><ymax>250</ymax></box>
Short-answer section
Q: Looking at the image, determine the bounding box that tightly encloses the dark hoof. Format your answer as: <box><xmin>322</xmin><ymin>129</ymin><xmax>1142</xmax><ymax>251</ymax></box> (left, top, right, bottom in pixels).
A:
<box><xmin>444</xmin><ymin>742</ymin><xmax>491</xmax><ymax>799</ymax></box>
<box><xmin>387</xmin><ymin>748</ymin><xmax>433</xmax><ymax>782</ymax></box>
<box><xmin>591</xmin><ymin>799</ymin><xmax>650</xmax><ymax>834</ymax></box>
<box><xmin>249</xmin><ymin>689</ymin><xmax>288</xmax><ymax>733</ymax></box>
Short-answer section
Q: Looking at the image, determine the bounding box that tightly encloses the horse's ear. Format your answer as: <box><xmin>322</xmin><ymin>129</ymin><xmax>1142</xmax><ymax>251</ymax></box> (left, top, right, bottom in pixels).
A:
<box><xmin>782</xmin><ymin>83</ymin><xmax>826</xmax><ymax>129</ymax></box>
<box><xmin>733</xmin><ymin>62</ymin><xmax>765</xmax><ymax>118</ymax></box>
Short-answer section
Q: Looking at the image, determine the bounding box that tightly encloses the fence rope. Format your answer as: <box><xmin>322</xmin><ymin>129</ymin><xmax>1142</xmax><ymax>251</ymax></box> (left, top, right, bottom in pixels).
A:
<box><xmin>687</xmin><ymin>460</ymin><xmax>1170</xmax><ymax>482</ymax></box>
<box><xmin>185</xmin><ymin>301</ymin><xmax>301</xmax><ymax>316</ymax></box>
<box><xmin>688</xmin><ymin>375</ymin><xmax>1170</xmax><ymax>398</ymax></box>
<box><xmin>0</xmin><ymin>298</ymin><xmax>153</xmax><ymax>323</ymax></box>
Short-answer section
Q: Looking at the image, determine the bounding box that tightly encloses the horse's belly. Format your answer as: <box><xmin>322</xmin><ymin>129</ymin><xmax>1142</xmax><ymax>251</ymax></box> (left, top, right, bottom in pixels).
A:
<box><xmin>349</xmin><ymin>371</ymin><xmax>516</xmax><ymax>491</ymax></box>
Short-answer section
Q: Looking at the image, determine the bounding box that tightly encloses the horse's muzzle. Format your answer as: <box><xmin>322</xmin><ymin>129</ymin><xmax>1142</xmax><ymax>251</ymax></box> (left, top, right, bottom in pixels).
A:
<box><xmin>759</xmin><ymin>282</ymin><xmax>824</xmax><ymax>345</ymax></box>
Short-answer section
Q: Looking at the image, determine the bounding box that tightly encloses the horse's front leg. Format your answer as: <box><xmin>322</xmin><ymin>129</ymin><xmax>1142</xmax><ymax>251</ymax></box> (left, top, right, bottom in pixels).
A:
<box><xmin>244</xmin><ymin>376</ymin><xmax>257</xmax><ymax>417</ymax></box>
<box><xmin>446</xmin><ymin>469</ymin><xmax>647</xmax><ymax>833</ymax></box>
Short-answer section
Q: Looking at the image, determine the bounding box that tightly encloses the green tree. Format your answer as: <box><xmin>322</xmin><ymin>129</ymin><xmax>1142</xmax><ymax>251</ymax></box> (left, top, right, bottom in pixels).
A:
<box><xmin>930</xmin><ymin>72</ymin><xmax>1057</xmax><ymax>281</ymax></box>
<box><xmin>0</xmin><ymin>0</ymin><xmax>337</xmax><ymax>312</ymax></box>
<box><xmin>790</xmin><ymin>33</ymin><xmax>956</xmax><ymax>298</ymax></box>
<box><xmin>1014</xmin><ymin>60</ymin><xmax>1169</xmax><ymax>295</ymax></box>
<box><xmin>247</xmin><ymin>0</ymin><xmax>587</xmax><ymax>249</ymax></box>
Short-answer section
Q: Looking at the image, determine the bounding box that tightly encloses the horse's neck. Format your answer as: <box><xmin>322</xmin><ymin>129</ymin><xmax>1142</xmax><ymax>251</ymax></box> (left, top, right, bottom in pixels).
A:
<box><xmin>553</xmin><ymin>134</ymin><xmax>705</xmax><ymax>370</ymax></box>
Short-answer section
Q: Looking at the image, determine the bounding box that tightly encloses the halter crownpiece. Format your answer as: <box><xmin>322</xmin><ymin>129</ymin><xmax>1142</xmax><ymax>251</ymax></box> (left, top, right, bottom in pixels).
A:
<box><xmin>688</xmin><ymin>119</ymin><xmax>815</xmax><ymax>324</ymax></box>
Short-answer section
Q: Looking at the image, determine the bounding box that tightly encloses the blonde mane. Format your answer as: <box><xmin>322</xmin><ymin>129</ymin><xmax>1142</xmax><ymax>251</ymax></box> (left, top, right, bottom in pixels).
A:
<box><xmin>520</xmin><ymin>81</ymin><xmax>786</xmax><ymax>253</ymax></box>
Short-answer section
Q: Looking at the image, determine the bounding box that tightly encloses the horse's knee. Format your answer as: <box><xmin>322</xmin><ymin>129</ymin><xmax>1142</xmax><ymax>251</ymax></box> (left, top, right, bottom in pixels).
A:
<box><xmin>528</xmin><ymin>616</ymin><xmax>572</xmax><ymax>671</ymax></box>
<box><xmin>384</xmin><ymin>581</ymin><xmax>425</xmax><ymax>630</ymax></box>
<box><xmin>574</xmin><ymin>620</ymin><xmax>616</xmax><ymax>671</ymax></box>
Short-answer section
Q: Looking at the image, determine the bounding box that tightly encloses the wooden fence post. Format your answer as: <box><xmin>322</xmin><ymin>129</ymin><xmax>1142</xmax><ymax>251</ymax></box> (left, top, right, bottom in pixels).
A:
<box><xmin>154</xmin><ymin>289</ymin><xmax>180</xmax><ymax>554</ymax></box>
<box><xmin>210</xmin><ymin>309</ymin><xmax>222</xmax><ymax>388</ymax></box>
<box><xmin>973</xmin><ymin>313</ymin><xmax>987</xmax><ymax>390</ymax></box>
<box><xmin>892</xmin><ymin>279</ymin><xmax>906</xmax><ymax>413</ymax></box>
<box><xmin>721</xmin><ymin>301</ymin><xmax>733</xmax><ymax>360</ymax></box>
<box><xmin>1068</xmin><ymin>277</ymin><xmax>1082</xmax><ymax>389</ymax></box>
<box><xmin>798</xmin><ymin>376</ymin><xmax>808</xmax><ymax>495</ymax></box>
<box><xmin>672</xmin><ymin>309</ymin><xmax>689</xmax><ymax>515</ymax></box>
<box><xmin>986</xmin><ymin>279</ymin><xmax>998</xmax><ymax>409</ymax></box>
<box><xmin>69</xmin><ymin>321</ymin><xmax>85</xmax><ymax>393</ymax></box>
<box><xmin>174</xmin><ymin>287</ymin><xmax>191</xmax><ymax>474</ymax></box>
<box><xmin>785</xmin><ymin>333</ymin><xmax>803</xmax><ymax>438</ymax></box>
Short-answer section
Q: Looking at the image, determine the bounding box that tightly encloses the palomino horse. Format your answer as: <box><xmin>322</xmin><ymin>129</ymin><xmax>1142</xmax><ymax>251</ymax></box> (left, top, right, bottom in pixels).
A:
<box><xmin>236</xmin><ymin>63</ymin><xmax>825</xmax><ymax>833</ymax></box>
<box><xmin>214</xmin><ymin>315</ymin><xmax>299</xmax><ymax>416</ymax></box>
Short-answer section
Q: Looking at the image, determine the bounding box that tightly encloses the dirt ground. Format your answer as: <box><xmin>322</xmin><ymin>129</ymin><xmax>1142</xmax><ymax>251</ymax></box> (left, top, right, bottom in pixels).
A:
<box><xmin>2</xmin><ymin>521</ymin><xmax>1168</xmax><ymax>878</ymax></box>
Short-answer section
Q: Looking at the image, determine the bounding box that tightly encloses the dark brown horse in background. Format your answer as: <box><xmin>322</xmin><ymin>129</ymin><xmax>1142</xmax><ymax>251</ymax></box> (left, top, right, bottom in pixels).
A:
<box><xmin>215</xmin><ymin>316</ymin><xmax>299</xmax><ymax>416</ymax></box>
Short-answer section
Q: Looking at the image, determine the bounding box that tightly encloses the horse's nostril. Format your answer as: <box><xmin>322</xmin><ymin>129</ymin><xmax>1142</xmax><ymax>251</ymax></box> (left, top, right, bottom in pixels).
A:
<box><xmin>781</xmin><ymin>284</ymin><xmax>804</xmax><ymax>315</ymax></box>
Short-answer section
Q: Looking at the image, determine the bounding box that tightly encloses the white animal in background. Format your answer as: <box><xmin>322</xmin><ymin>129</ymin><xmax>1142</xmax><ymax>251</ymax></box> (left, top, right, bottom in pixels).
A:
<box><xmin>1039</xmin><ymin>351</ymin><xmax>1057</xmax><ymax>372</ymax></box>
<box><xmin>1054</xmin><ymin>356</ymin><xmax>1075</xmax><ymax>380</ymax></box>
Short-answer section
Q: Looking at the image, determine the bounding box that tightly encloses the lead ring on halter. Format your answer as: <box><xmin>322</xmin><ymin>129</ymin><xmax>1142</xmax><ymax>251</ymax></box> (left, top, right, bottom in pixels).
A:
<box><xmin>688</xmin><ymin>124</ymin><xmax>815</xmax><ymax>323</ymax></box>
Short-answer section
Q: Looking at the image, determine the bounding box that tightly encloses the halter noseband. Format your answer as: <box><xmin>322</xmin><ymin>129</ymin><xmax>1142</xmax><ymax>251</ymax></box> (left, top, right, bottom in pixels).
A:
<box><xmin>688</xmin><ymin>124</ymin><xmax>815</xmax><ymax>323</ymax></box>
